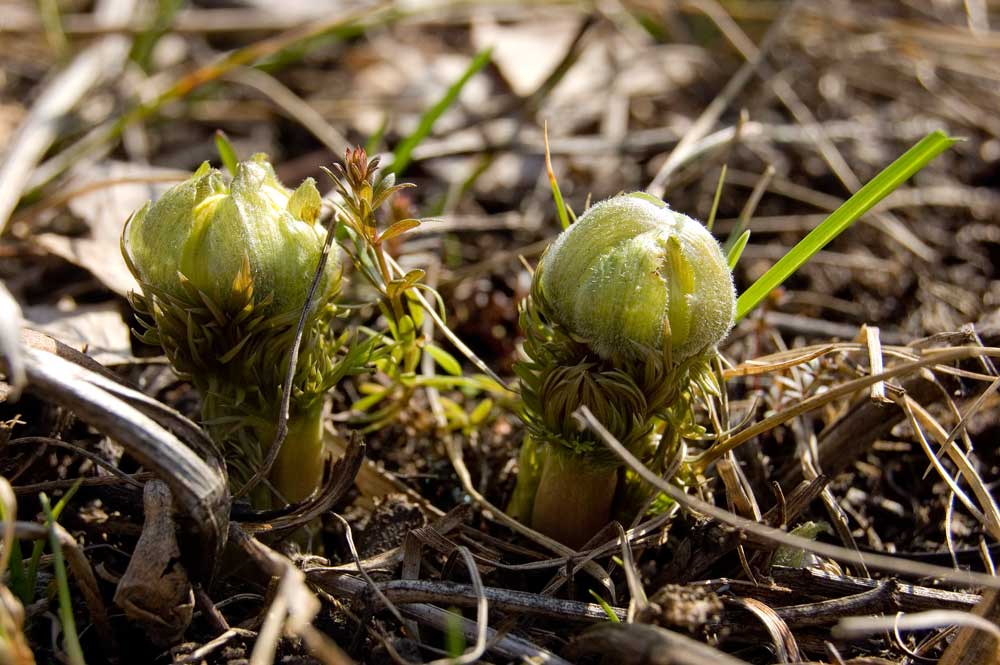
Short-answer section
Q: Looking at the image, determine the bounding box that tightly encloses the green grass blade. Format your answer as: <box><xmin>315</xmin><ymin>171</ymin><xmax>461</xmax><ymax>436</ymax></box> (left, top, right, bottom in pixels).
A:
<box><xmin>129</xmin><ymin>0</ymin><xmax>184</xmax><ymax>72</ymax></box>
<box><xmin>7</xmin><ymin>538</ymin><xmax>29</xmax><ymax>604</ymax></box>
<box><xmin>0</xmin><ymin>494</ymin><xmax>29</xmax><ymax>603</ymax></box>
<box><xmin>40</xmin><ymin>493</ymin><xmax>86</xmax><ymax>665</ymax></box>
<box><xmin>727</xmin><ymin>229</ymin><xmax>750</xmax><ymax>270</ymax></box>
<box><xmin>544</xmin><ymin>121</ymin><xmax>570</xmax><ymax>229</ymax></box>
<box><xmin>735</xmin><ymin>131</ymin><xmax>956</xmax><ymax>321</ymax></box>
<box><xmin>444</xmin><ymin>608</ymin><xmax>466</xmax><ymax>657</ymax></box>
<box><xmin>214</xmin><ymin>130</ymin><xmax>240</xmax><ymax>176</ymax></box>
<box><xmin>364</xmin><ymin>113</ymin><xmax>389</xmax><ymax>155</ymax></box>
<box><xmin>26</xmin><ymin>479</ymin><xmax>82</xmax><ymax>604</ymax></box>
<box><xmin>390</xmin><ymin>48</ymin><xmax>492</xmax><ymax>176</ymax></box>
<box><xmin>588</xmin><ymin>589</ymin><xmax>621</xmax><ymax>623</ymax></box>
<box><xmin>37</xmin><ymin>0</ymin><xmax>68</xmax><ymax>57</ymax></box>
<box><xmin>706</xmin><ymin>164</ymin><xmax>727</xmax><ymax>232</ymax></box>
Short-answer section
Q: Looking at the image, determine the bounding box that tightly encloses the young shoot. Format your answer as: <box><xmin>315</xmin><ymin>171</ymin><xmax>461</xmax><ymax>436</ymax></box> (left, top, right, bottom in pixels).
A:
<box><xmin>512</xmin><ymin>130</ymin><xmax>955</xmax><ymax>547</ymax></box>
<box><xmin>122</xmin><ymin>154</ymin><xmax>372</xmax><ymax>506</ymax></box>
<box><xmin>510</xmin><ymin>193</ymin><xmax>736</xmax><ymax>547</ymax></box>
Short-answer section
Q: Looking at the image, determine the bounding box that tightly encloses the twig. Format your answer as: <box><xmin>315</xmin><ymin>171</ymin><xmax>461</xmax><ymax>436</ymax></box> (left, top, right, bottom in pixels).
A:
<box><xmin>575</xmin><ymin>404</ymin><xmax>1000</xmax><ymax>589</ymax></box>
<box><xmin>230</xmin><ymin>526</ymin><xmax>354</xmax><ymax>665</ymax></box>
<box><xmin>7</xmin><ymin>437</ymin><xmax>144</xmax><ymax>488</ymax></box>
<box><xmin>19</xmin><ymin>345</ymin><xmax>229</xmax><ymax>581</ymax></box>
<box><xmin>174</xmin><ymin>628</ymin><xmax>257</xmax><ymax>665</ymax></box>
<box><xmin>312</xmin><ymin>571</ymin><xmax>573</xmax><ymax>665</ymax></box>
<box><xmin>570</xmin><ymin>622</ymin><xmax>752</xmax><ymax>665</ymax></box>
<box><xmin>236</xmin><ymin>198</ymin><xmax>341</xmax><ymax>500</ymax></box>
<box><xmin>367</xmin><ymin>579</ymin><xmax>626</xmax><ymax>622</ymax></box>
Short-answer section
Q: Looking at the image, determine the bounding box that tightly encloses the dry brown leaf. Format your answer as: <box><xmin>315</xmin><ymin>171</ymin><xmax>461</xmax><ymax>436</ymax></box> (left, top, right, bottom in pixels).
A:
<box><xmin>33</xmin><ymin>161</ymin><xmax>185</xmax><ymax>297</ymax></box>
<box><xmin>23</xmin><ymin>301</ymin><xmax>133</xmax><ymax>366</ymax></box>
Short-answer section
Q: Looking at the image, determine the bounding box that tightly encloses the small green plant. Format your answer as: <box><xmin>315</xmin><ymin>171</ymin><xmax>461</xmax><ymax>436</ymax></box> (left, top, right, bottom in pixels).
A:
<box><xmin>323</xmin><ymin>148</ymin><xmax>504</xmax><ymax>431</ymax></box>
<box><xmin>509</xmin><ymin>193</ymin><xmax>736</xmax><ymax>547</ymax></box>
<box><xmin>322</xmin><ymin>148</ymin><xmax>431</xmax><ymax>431</ymax></box>
<box><xmin>122</xmin><ymin>154</ymin><xmax>372</xmax><ymax>505</ymax></box>
<box><xmin>510</xmin><ymin>130</ymin><xmax>956</xmax><ymax>548</ymax></box>
<box><xmin>39</xmin><ymin>493</ymin><xmax>85</xmax><ymax>665</ymax></box>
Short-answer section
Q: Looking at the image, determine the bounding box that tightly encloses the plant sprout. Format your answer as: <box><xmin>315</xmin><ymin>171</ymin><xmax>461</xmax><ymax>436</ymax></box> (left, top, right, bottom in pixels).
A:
<box><xmin>510</xmin><ymin>130</ymin><xmax>955</xmax><ymax>548</ymax></box>
<box><xmin>509</xmin><ymin>193</ymin><xmax>736</xmax><ymax>547</ymax></box>
<box><xmin>122</xmin><ymin>154</ymin><xmax>373</xmax><ymax>505</ymax></box>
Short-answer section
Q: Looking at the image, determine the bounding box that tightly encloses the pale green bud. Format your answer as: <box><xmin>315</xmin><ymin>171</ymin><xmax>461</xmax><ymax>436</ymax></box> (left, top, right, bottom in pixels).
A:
<box><xmin>539</xmin><ymin>193</ymin><xmax>735</xmax><ymax>362</ymax></box>
<box><xmin>124</xmin><ymin>154</ymin><xmax>337</xmax><ymax>316</ymax></box>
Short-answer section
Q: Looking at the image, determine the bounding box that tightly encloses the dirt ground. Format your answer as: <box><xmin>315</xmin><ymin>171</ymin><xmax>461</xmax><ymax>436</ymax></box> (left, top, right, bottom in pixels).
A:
<box><xmin>1</xmin><ymin>1</ymin><xmax>1000</xmax><ymax>664</ymax></box>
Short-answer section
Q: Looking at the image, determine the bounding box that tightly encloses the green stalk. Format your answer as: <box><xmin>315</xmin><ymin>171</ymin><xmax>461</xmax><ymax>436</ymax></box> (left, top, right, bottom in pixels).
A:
<box><xmin>529</xmin><ymin>446</ymin><xmax>619</xmax><ymax>549</ymax></box>
<box><xmin>258</xmin><ymin>401</ymin><xmax>326</xmax><ymax>504</ymax></box>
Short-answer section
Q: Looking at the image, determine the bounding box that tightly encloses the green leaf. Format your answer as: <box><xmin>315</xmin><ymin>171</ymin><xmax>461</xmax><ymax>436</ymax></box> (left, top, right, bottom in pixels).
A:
<box><xmin>390</xmin><ymin>48</ymin><xmax>493</xmax><ymax>175</ymax></box>
<box><xmin>27</xmin><ymin>479</ymin><xmax>82</xmax><ymax>604</ymax></box>
<box><xmin>40</xmin><ymin>493</ymin><xmax>86</xmax><ymax>665</ymax></box>
<box><xmin>438</xmin><ymin>395</ymin><xmax>468</xmax><ymax>428</ymax></box>
<box><xmin>626</xmin><ymin>192</ymin><xmax>668</xmax><ymax>208</ymax></box>
<box><xmin>402</xmin><ymin>268</ymin><xmax>425</xmax><ymax>289</ymax></box>
<box><xmin>0</xmin><ymin>497</ymin><xmax>29</xmax><ymax>603</ymax></box>
<box><xmin>727</xmin><ymin>229</ymin><xmax>750</xmax><ymax>270</ymax></box>
<box><xmin>397</xmin><ymin>314</ymin><xmax>416</xmax><ymax>344</ymax></box>
<box><xmin>426</xmin><ymin>343</ymin><xmax>462</xmax><ymax>376</ymax></box>
<box><xmin>469</xmin><ymin>398</ymin><xmax>494</xmax><ymax>426</ymax></box>
<box><xmin>405</xmin><ymin>290</ymin><xmax>425</xmax><ymax>328</ymax></box>
<box><xmin>353</xmin><ymin>387</ymin><xmax>391</xmax><ymax>412</ymax></box>
<box><xmin>735</xmin><ymin>131</ymin><xmax>957</xmax><ymax>321</ymax></box>
<box><xmin>588</xmin><ymin>589</ymin><xmax>621</xmax><ymax>623</ymax></box>
<box><xmin>214</xmin><ymin>130</ymin><xmax>239</xmax><ymax>176</ymax></box>
<box><xmin>412</xmin><ymin>374</ymin><xmax>510</xmax><ymax>394</ymax></box>
<box><xmin>129</xmin><ymin>0</ymin><xmax>183</xmax><ymax>72</ymax></box>
<box><xmin>544</xmin><ymin>122</ymin><xmax>570</xmax><ymax>229</ymax></box>
<box><xmin>378</xmin><ymin>218</ymin><xmax>421</xmax><ymax>244</ymax></box>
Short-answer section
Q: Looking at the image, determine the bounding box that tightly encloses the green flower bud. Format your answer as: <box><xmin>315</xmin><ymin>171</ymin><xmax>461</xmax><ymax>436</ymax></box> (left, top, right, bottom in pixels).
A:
<box><xmin>539</xmin><ymin>193</ymin><xmax>736</xmax><ymax>363</ymax></box>
<box><xmin>122</xmin><ymin>154</ymin><xmax>354</xmax><ymax>506</ymax></box>
<box><xmin>512</xmin><ymin>193</ymin><xmax>736</xmax><ymax>546</ymax></box>
<box><xmin>124</xmin><ymin>154</ymin><xmax>337</xmax><ymax>317</ymax></box>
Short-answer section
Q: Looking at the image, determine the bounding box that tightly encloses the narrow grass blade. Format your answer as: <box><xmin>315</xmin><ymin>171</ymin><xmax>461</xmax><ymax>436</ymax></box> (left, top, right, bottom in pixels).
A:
<box><xmin>7</xmin><ymin>538</ymin><xmax>30</xmax><ymax>604</ymax></box>
<box><xmin>735</xmin><ymin>131</ymin><xmax>956</xmax><ymax>321</ymax></box>
<box><xmin>0</xmin><ymin>478</ymin><xmax>29</xmax><ymax>603</ymax></box>
<box><xmin>214</xmin><ymin>130</ymin><xmax>239</xmax><ymax>176</ymax></box>
<box><xmin>445</xmin><ymin>608</ymin><xmax>467</xmax><ymax>657</ymax></box>
<box><xmin>727</xmin><ymin>229</ymin><xmax>750</xmax><ymax>270</ymax></box>
<box><xmin>26</xmin><ymin>478</ymin><xmax>82</xmax><ymax>604</ymax></box>
<box><xmin>544</xmin><ymin>121</ymin><xmax>570</xmax><ymax>229</ymax></box>
<box><xmin>588</xmin><ymin>589</ymin><xmax>621</xmax><ymax>623</ymax></box>
<box><xmin>390</xmin><ymin>47</ymin><xmax>492</xmax><ymax>175</ymax></box>
<box><xmin>37</xmin><ymin>0</ymin><xmax>69</xmax><ymax>57</ymax></box>
<box><xmin>130</xmin><ymin>0</ymin><xmax>184</xmax><ymax>72</ymax></box>
<box><xmin>706</xmin><ymin>164</ymin><xmax>727</xmax><ymax>232</ymax></box>
<box><xmin>40</xmin><ymin>493</ymin><xmax>86</xmax><ymax>665</ymax></box>
<box><xmin>364</xmin><ymin>113</ymin><xmax>389</xmax><ymax>155</ymax></box>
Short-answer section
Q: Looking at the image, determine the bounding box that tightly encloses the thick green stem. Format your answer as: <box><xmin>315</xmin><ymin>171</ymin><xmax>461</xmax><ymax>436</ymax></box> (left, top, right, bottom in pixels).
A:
<box><xmin>267</xmin><ymin>401</ymin><xmax>326</xmax><ymax>504</ymax></box>
<box><xmin>530</xmin><ymin>446</ymin><xmax>618</xmax><ymax>549</ymax></box>
<box><xmin>507</xmin><ymin>435</ymin><xmax>543</xmax><ymax>524</ymax></box>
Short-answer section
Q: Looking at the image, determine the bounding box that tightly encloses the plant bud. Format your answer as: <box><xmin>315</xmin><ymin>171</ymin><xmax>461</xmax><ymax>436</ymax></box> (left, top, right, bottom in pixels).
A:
<box><xmin>123</xmin><ymin>154</ymin><xmax>337</xmax><ymax>316</ymax></box>
<box><xmin>539</xmin><ymin>193</ymin><xmax>736</xmax><ymax>363</ymax></box>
